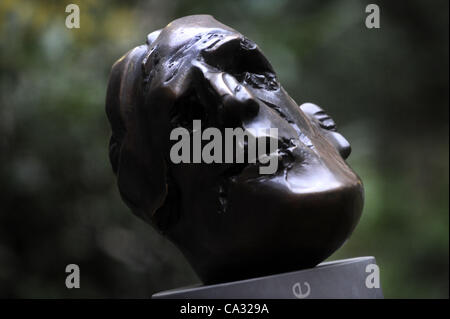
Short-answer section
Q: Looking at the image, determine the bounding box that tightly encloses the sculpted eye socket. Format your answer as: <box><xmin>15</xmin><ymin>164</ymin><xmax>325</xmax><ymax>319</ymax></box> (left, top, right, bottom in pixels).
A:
<box><xmin>237</xmin><ymin>71</ymin><xmax>278</xmax><ymax>90</ymax></box>
<box><xmin>202</xmin><ymin>38</ymin><xmax>275</xmax><ymax>76</ymax></box>
<box><xmin>229</xmin><ymin>51</ymin><xmax>273</xmax><ymax>76</ymax></box>
<box><xmin>202</xmin><ymin>39</ymin><xmax>279</xmax><ymax>91</ymax></box>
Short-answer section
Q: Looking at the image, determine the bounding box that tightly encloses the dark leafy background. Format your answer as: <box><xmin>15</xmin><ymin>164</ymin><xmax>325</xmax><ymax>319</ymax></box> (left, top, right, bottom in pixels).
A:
<box><xmin>0</xmin><ymin>0</ymin><xmax>448</xmax><ymax>298</ymax></box>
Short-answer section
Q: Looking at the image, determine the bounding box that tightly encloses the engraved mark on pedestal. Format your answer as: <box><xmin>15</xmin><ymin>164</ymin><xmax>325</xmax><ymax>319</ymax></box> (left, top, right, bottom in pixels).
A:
<box><xmin>292</xmin><ymin>281</ymin><xmax>311</xmax><ymax>298</ymax></box>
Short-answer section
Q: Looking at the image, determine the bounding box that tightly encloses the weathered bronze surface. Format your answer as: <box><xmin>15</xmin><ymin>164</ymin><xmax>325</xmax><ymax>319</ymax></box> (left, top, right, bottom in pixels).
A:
<box><xmin>106</xmin><ymin>15</ymin><xmax>364</xmax><ymax>284</ymax></box>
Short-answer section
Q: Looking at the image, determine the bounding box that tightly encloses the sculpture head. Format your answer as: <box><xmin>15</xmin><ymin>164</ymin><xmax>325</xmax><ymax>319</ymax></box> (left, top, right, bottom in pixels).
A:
<box><xmin>106</xmin><ymin>15</ymin><xmax>363</xmax><ymax>284</ymax></box>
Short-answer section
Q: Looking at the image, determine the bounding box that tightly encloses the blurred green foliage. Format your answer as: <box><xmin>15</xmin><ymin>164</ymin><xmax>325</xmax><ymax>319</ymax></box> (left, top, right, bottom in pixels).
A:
<box><xmin>0</xmin><ymin>0</ymin><xmax>448</xmax><ymax>298</ymax></box>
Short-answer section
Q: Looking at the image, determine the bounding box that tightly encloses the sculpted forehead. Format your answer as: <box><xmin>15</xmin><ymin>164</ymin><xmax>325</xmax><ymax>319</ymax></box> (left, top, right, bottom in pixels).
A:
<box><xmin>151</xmin><ymin>15</ymin><xmax>239</xmax><ymax>52</ymax></box>
<box><xmin>142</xmin><ymin>14</ymin><xmax>273</xmax><ymax>96</ymax></box>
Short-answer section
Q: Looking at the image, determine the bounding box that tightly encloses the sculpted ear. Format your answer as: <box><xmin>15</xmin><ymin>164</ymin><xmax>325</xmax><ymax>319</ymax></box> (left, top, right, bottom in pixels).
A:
<box><xmin>105</xmin><ymin>45</ymin><xmax>168</xmax><ymax>225</ymax></box>
<box><xmin>300</xmin><ymin>103</ymin><xmax>351</xmax><ymax>159</ymax></box>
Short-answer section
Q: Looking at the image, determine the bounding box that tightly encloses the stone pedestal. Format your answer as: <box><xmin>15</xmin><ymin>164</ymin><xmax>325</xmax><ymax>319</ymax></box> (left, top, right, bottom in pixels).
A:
<box><xmin>152</xmin><ymin>256</ymin><xmax>383</xmax><ymax>299</ymax></box>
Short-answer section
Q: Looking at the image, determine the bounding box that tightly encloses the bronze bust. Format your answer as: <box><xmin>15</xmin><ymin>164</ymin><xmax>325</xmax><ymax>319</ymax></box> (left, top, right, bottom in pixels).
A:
<box><xmin>105</xmin><ymin>15</ymin><xmax>363</xmax><ymax>284</ymax></box>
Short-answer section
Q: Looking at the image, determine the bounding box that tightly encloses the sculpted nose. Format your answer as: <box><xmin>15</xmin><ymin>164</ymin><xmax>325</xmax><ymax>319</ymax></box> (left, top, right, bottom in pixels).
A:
<box><xmin>219</xmin><ymin>73</ymin><xmax>260</xmax><ymax>122</ymax></box>
<box><xmin>193</xmin><ymin>60</ymin><xmax>259</xmax><ymax>125</ymax></box>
